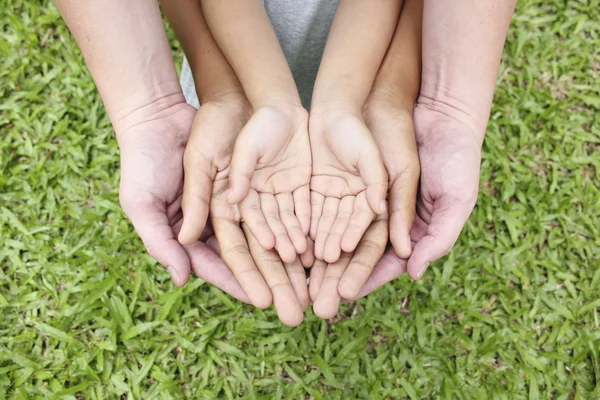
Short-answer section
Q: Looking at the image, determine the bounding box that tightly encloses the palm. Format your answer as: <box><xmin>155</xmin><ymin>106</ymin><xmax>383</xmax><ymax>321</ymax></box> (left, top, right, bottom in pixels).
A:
<box><xmin>308</xmin><ymin>111</ymin><xmax>387</xmax><ymax>262</ymax></box>
<box><xmin>227</xmin><ymin>105</ymin><xmax>312</xmax><ymax>263</ymax></box>
<box><xmin>118</xmin><ymin>104</ymin><xmax>195</xmax><ymax>263</ymax></box>
<box><xmin>246</xmin><ymin>108</ymin><xmax>311</xmax><ymax>195</ymax></box>
<box><xmin>117</xmin><ymin>103</ymin><xmax>248</xmax><ymax>300</ymax></box>
<box><xmin>310</xmin><ymin>113</ymin><xmax>374</xmax><ymax>198</ymax></box>
<box><xmin>407</xmin><ymin>108</ymin><xmax>482</xmax><ymax>277</ymax></box>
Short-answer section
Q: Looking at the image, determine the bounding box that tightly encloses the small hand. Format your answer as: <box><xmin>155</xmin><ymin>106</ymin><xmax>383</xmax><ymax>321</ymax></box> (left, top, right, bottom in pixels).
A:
<box><xmin>343</xmin><ymin>105</ymin><xmax>482</xmax><ymax>299</ymax></box>
<box><xmin>226</xmin><ymin>104</ymin><xmax>312</xmax><ymax>264</ymax></box>
<box><xmin>117</xmin><ymin>102</ymin><xmax>246</xmax><ymax>301</ymax></box>
<box><xmin>309</xmin><ymin>109</ymin><xmax>388</xmax><ymax>265</ymax></box>
<box><xmin>179</xmin><ymin>94</ymin><xmax>308</xmax><ymax>325</ymax></box>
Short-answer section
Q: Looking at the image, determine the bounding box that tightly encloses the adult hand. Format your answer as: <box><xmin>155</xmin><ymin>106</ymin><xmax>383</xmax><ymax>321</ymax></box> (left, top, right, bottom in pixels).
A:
<box><xmin>116</xmin><ymin>100</ymin><xmax>248</xmax><ymax>303</ymax></box>
<box><xmin>348</xmin><ymin>104</ymin><xmax>482</xmax><ymax>299</ymax></box>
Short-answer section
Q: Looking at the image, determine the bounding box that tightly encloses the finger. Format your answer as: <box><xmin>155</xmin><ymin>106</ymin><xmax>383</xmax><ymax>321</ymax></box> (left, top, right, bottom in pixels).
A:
<box><xmin>285</xmin><ymin>258</ymin><xmax>310</xmax><ymax>312</ymax></box>
<box><xmin>276</xmin><ymin>192</ymin><xmax>307</xmax><ymax>255</ymax></box>
<box><xmin>293</xmin><ymin>185</ymin><xmax>311</xmax><ymax>236</ymax></box>
<box><xmin>300</xmin><ymin>237</ymin><xmax>316</xmax><ymax>268</ymax></box>
<box><xmin>308</xmin><ymin>259</ymin><xmax>327</xmax><ymax>303</ymax></box>
<box><xmin>312</xmin><ymin>253</ymin><xmax>352</xmax><ymax>319</ymax></box>
<box><xmin>227</xmin><ymin>129</ymin><xmax>260</xmax><ymax>205</ymax></box>
<box><xmin>314</xmin><ymin>197</ymin><xmax>340</xmax><ymax>260</ymax></box>
<box><xmin>388</xmin><ymin>168</ymin><xmax>419</xmax><ymax>259</ymax></box>
<box><xmin>309</xmin><ymin>191</ymin><xmax>325</xmax><ymax>240</ymax></box>
<box><xmin>358</xmin><ymin>141</ymin><xmax>388</xmax><ymax>215</ymax></box>
<box><xmin>238</xmin><ymin>190</ymin><xmax>275</xmax><ymax>249</ymax></box>
<box><xmin>323</xmin><ymin>196</ymin><xmax>354</xmax><ymax>263</ymax></box>
<box><xmin>260</xmin><ymin>193</ymin><xmax>297</xmax><ymax>263</ymax></box>
<box><xmin>124</xmin><ymin>202</ymin><xmax>190</xmax><ymax>286</ymax></box>
<box><xmin>346</xmin><ymin>247</ymin><xmax>407</xmax><ymax>301</ymax></box>
<box><xmin>243</xmin><ymin>224</ymin><xmax>304</xmax><ymax>327</ymax></box>
<box><xmin>338</xmin><ymin>215</ymin><xmax>388</xmax><ymax>300</ymax></box>
<box><xmin>341</xmin><ymin>192</ymin><xmax>375</xmax><ymax>253</ymax></box>
<box><xmin>179</xmin><ymin>153</ymin><xmax>214</xmax><ymax>245</ymax></box>
<box><xmin>184</xmin><ymin>241</ymin><xmax>250</xmax><ymax>304</ymax></box>
<box><xmin>407</xmin><ymin>197</ymin><xmax>474</xmax><ymax>280</ymax></box>
<box><xmin>212</xmin><ymin>217</ymin><xmax>272</xmax><ymax>309</ymax></box>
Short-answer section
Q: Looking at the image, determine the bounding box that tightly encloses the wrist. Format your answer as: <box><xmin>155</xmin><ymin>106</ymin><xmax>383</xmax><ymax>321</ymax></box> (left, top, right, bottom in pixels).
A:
<box><xmin>112</xmin><ymin>81</ymin><xmax>188</xmax><ymax>139</ymax></box>
<box><xmin>365</xmin><ymin>84</ymin><xmax>416</xmax><ymax>114</ymax></box>
<box><xmin>416</xmin><ymin>81</ymin><xmax>489</xmax><ymax>142</ymax></box>
<box><xmin>205</xmin><ymin>90</ymin><xmax>253</xmax><ymax>118</ymax></box>
<box><xmin>309</xmin><ymin>99</ymin><xmax>363</xmax><ymax>118</ymax></box>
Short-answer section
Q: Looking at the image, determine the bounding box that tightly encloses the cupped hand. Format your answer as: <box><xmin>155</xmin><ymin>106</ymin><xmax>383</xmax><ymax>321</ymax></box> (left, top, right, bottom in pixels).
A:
<box><xmin>309</xmin><ymin>108</ymin><xmax>388</xmax><ymax>265</ymax></box>
<box><xmin>342</xmin><ymin>104</ymin><xmax>482</xmax><ymax>299</ymax></box>
<box><xmin>116</xmin><ymin>101</ymin><xmax>247</xmax><ymax>302</ymax></box>
<box><xmin>179</xmin><ymin>94</ymin><xmax>309</xmax><ymax>326</ymax></box>
<box><xmin>226</xmin><ymin>104</ymin><xmax>312</xmax><ymax>264</ymax></box>
<box><xmin>308</xmin><ymin>95</ymin><xmax>421</xmax><ymax>317</ymax></box>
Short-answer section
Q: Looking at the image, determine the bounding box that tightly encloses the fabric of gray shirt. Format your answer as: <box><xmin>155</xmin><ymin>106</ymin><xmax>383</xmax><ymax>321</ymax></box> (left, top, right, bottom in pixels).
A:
<box><xmin>180</xmin><ymin>0</ymin><xmax>339</xmax><ymax>110</ymax></box>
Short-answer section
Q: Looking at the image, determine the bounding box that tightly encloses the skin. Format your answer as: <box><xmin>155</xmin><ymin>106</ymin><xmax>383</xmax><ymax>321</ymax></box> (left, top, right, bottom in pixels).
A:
<box><xmin>309</xmin><ymin>0</ymin><xmax>402</xmax><ymax>269</ymax></box>
<box><xmin>201</xmin><ymin>0</ymin><xmax>312</xmax><ymax>264</ymax></box>
<box><xmin>53</xmin><ymin>0</ymin><xmax>247</xmax><ymax>296</ymax></box>
<box><xmin>308</xmin><ymin>0</ymin><xmax>423</xmax><ymax>319</ymax></box>
<box><xmin>341</xmin><ymin>0</ymin><xmax>518</xmax><ymax>301</ymax></box>
<box><xmin>161</xmin><ymin>0</ymin><xmax>309</xmax><ymax>325</ymax></box>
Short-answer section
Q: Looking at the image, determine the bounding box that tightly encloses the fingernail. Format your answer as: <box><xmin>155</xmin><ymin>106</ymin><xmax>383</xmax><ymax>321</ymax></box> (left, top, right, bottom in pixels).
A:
<box><xmin>416</xmin><ymin>262</ymin><xmax>429</xmax><ymax>280</ymax></box>
<box><xmin>379</xmin><ymin>200</ymin><xmax>387</xmax><ymax>213</ymax></box>
<box><xmin>167</xmin><ymin>266</ymin><xmax>182</xmax><ymax>286</ymax></box>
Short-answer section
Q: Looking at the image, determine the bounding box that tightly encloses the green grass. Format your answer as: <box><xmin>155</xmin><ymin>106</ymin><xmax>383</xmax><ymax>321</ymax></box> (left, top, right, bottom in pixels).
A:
<box><xmin>1</xmin><ymin>0</ymin><xmax>599</xmax><ymax>398</ymax></box>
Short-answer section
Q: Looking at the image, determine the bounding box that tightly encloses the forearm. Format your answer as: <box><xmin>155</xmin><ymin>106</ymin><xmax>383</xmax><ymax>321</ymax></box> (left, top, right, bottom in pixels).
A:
<box><xmin>370</xmin><ymin>0</ymin><xmax>423</xmax><ymax>110</ymax></box>
<box><xmin>419</xmin><ymin>0</ymin><xmax>517</xmax><ymax>138</ymax></box>
<box><xmin>54</xmin><ymin>0</ymin><xmax>183</xmax><ymax>134</ymax></box>
<box><xmin>312</xmin><ymin>0</ymin><xmax>402</xmax><ymax>112</ymax></box>
<box><xmin>160</xmin><ymin>0</ymin><xmax>244</xmax><ymax>104</ymax></box>
<box><xmin>201</xmin><ymin>0</ymin><xmax>300</xmax><ymax>108</ymax></box>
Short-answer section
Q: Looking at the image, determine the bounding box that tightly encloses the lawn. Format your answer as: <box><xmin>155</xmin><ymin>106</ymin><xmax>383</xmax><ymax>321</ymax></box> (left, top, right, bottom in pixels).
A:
<box><xmin>1</xmin><ymin>0</ymin><xmax>599</xmax><ymax>398</ymax></box>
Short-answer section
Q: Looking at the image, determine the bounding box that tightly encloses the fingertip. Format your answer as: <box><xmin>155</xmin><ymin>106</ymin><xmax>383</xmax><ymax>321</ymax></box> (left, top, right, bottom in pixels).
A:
<box><xmin>312</xmin><ymin>297</ymin><xmax>340</xmax><ymax>320</ymax></box>
<box><xmin>340</xmin><ymin>235</ymin><xmax>359</xmax><ymax>254</ymax></box>
<box><xmin>280</xmin><ymin>310</ymin><xmax>304</xmax><ymax>327</ymax></box>
<box><xmin>226</xmin><ymin>176</ymin><xmax>249</xmax><ymax>205</ymax></box>
<box><xmin>178</xmin><ymin>223</ymin><xmax>203</xmax><ymax>246</ymax></box>
<box><xmin>390</xmin><ymin>232</ymin><xmax>412</xmax><ymax>259</ymax></box>
<box><xmin>256</xmin><ymin>231</ymin><xmax>276</xmax><ymax>250</ymax></box>
<box><xmin>252</xmin><ymin>292</ymin><xmax>273</xmax><ymax>310</ymax></box>
<box><xmin>337</xmin><ymin>279</ymin><xmax>359</xmax><ymax>301</ymax></box>
<box><xmin>167</xmin><ymin>265</ymin><xmax>189</xmax><ymax>287</ymax></box>
<box><xmin>323</xmin><ymin>247</ymin><xmax>341</xmax><ymax>264</ymax></box>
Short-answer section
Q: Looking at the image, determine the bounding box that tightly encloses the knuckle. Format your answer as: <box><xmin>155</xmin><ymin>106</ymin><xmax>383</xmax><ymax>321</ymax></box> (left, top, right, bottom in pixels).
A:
<box><xmin>223</xmin><ymin>244</ymin><xmax>250</xmax><ymax>259</ymax></box>
<box><xmin>358</xmin><ymin>238</ymin><xmax>386</xmax><ymax>255</ymax></box>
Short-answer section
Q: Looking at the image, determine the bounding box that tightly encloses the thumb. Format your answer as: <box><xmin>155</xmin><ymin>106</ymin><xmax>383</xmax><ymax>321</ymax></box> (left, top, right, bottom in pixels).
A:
<box><xmin>407</xmin><ymin>196</ymin><xmax>474</xmax><ymax>280</ymax></box>
<box><xmin>388</xmin><ymin>165</ymin><xmax>419</xmax><ymax>259</ymax></box>
<box><xmin>179</xmin><ymin>149</ymin><xmax>216</xmax><ymax>245</ymax></box>
<box><xmin>358</xmin><ymin>140</ymin><xmax>388</xmax><ymax>215</ymax></box>
<box><xmin>227</xmin><ymin>124</ymin><xmax>261</xmax><ymax>205</ymax></box>
<box><xmin>123</xmin><ymin>199</ymin><xmax>191</xmax><ymax>286</ymax></box>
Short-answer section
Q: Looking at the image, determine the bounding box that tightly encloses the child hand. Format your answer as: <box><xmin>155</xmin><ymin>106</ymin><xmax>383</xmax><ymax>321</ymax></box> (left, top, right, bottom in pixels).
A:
<box><xmin>226</xmin><ymin>104</ymin><xmax>312</xmax><ymax>263</ymax></box>
<box><xmin>308</xmin><ymin>98</ymin><xmax>420</xmax><ymax>318</ymax></box>
<box><xmin>362</xmin><ymin>93</ymin><xmax>420</xmax><ymax>259</ymax></box>
<box><xmin>308</xmin><ymin>108</ymin><xmax>388</xmax><ymax>264</ymax></box>
<box><xmin>179</xmin><ymin>94</ymin><xmax>308</xmax><ymax>325</ymax></box>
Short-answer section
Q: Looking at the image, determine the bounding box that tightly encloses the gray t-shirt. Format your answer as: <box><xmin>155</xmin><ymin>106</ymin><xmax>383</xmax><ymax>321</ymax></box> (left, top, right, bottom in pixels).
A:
<box><xmin>180</xmin><ymin>0</ymin><xmax>339</xmax><ymax>110</ymax></box>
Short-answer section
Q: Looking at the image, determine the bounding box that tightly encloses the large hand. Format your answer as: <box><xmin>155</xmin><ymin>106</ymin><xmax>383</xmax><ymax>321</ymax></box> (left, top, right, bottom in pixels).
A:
<box><xmin>116</xmin><ymin>102</ymin><xmax>247</xmax><ymax>302</ymax></box>
<box><xmin>346</xmin><ymin>106</ymin><xmax>481</xmax><ymax>299</ymax></box>
<box><xmin>226</xmin><ymin>104</ymin><xmax>312</xmax><ymax>264</ymax></box>
<box><xmin>309</xmin><ymin>109</ymin><xmax>388</xmax><ymax>265</ymax></box>
<box><xmin>179</xmin><ymin>96</ymin><xmax>309</xmax><ymax>326</ymax></box>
